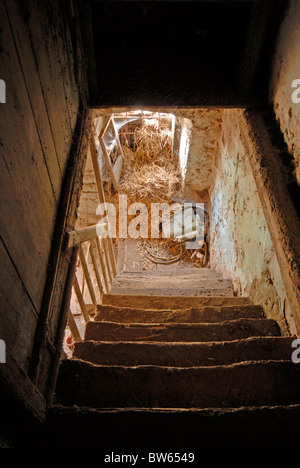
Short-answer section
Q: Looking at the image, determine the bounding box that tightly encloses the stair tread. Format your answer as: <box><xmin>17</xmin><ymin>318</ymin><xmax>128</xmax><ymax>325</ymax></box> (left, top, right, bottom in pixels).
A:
<box><xmin>45</xmin><ymin>404</ymin><xmax>300</xmax><ymax>447</ymax></box>
<box><xmin>102</xmin><ymin>294</ymin><xmax>251</xmax><ymax>309</ymax></box>
<box><xmin>73</xmin><ymin>336</ymin><xmax>295</xmax><ymax>367</ymax></box>
<box><xmin>84</xmin><ymin>317</ymin><xmax>280</xmax><ymax>342</ymax></box>
<box><xmin>112</xmin><ymin>278</ymin><xmax>232</xmax><ymax>288</ymax></box>
<box><xmin>56</xmin><ymin>359</ymin><xmax>300</xmax><ymax>409</ymax></box>
<box><xmin>120</xmin><ymin>267</ymin><xmax>222</xmax><ymax>277</ymax></box>
<box><xmin>109</xmin><ymin>287</ymin><xmax>234</xmax><ymax>296</ymax></box>
<box><xmin>95</xmin><ymin>304</ymin><xmax>264</xmax><ymax>323</ymax></box>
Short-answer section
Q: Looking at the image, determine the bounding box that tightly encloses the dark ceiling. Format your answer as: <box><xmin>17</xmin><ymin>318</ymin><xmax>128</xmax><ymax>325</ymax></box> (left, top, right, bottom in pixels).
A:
<box><xmin>78</xmin><ymin>0</ymin><xmax>288</xmax><ymax>107</ymax></box>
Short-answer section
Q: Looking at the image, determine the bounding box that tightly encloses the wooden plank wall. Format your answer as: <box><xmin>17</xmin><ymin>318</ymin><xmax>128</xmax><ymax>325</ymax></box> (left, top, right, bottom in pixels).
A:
<box><xmin>0</xmin><ymin>0</ymin><xmax>80</xmax><ymax>389</ymax></box>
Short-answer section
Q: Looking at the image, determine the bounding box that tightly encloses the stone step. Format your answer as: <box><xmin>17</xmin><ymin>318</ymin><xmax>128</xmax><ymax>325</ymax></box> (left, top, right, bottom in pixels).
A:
<box><xmin>95</xmin><ymin>304</ymin><xmax>264</xmax><ymax>324</ymax></box>
<box><xmin>112</xmin><ymin>278</ymin><xmax>233</xmax><ymax>291</ymax></box>
<box><xmin>84</xmin><ymin>318</ymin><xmax>280</xmax><ymax>342</ymax></box>
<box><xmin>55</xmin><ymin>359</ymin><xmax>300</xmax><ymax>409</ymax></box>
<box><xmin>102</xmin><ymin>294</ymin><xmax>251</xmax><ymax>309</ymax></box>
<box><xmin>109</xmin><ymin>287</ymin><xmax>234</xmax><ymax>297</ymax></box>
<box><xmin>73</xmin><ymin>337</ymin><xmax>295</xmax><ymax>367</ymax></box>
<box><xmin>44</xmin><ymin>404</ymin><xmax>300</xmax><ymax>448</ymax></box>
<box><xmin>119</xmin><ymin>267</ymin><xmax>223</xmax><ymax>278</ymax></box>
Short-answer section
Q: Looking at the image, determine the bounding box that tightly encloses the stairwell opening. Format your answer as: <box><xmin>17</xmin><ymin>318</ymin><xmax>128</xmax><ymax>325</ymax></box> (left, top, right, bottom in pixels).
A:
<box><xmin>51</xmin><ymin>102</ymin><xmax>300</xmax><ymax>449</ymax></box>
<box><xmin>63</xmin><ymin>106</ymin><xmax>298</xmax><ymax>357</ymax></box>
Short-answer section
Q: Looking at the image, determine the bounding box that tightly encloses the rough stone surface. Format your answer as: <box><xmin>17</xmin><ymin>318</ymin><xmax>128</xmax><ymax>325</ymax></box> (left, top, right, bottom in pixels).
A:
<box><xmin>210</xmin><ymin>109</ymin><xmax>294</xmax><ymax>335</ymax></box>
<box><xmin>102</xmin><ymin>294</ymin><xmax>251</xmax><ymax>309</ymax></box>
<box><xmin>41</xmin><ymin>404</ymin><xmax>300</xmax><ymax>448</ymax></box>
<box><xmin>55</xmin><ymin>359</ymin><xmax>300</xmax><ymax>409</ymax></box>
<box><xmin>95</xmin><ymin>304</ymin><xmax>264</xmax><ymax>324</ymax></box>
<box><xmin>84</xmin><ymin>318</ymin><xmax>280</xmax><ymax>342</ymax></box>
<box><xmin>73</xmin><ymin>336</ymin><xmax>295</xmax><ymax>367</ymax></box>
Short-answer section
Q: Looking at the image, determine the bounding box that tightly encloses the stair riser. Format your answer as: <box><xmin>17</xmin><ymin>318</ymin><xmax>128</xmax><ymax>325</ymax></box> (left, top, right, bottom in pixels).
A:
<box><xmin>45</xmin><ymin>405</ymin><xmax>300</xmax><ymax>448</ymax></box>
<box><xmin>73</xmin><ymin>338</ymin><xmax>295</xmax><ymax>367</ymax></box>
<box><xmin>95</xmin><ymin>305</ymin><xmax>264</xmax><ymax>324</ymax></box>
<box><xmin>84</xmin><ymin>319</ymin><xmax>280</xmax><ymax>342</ymax></box>
<box><xmin>119</xmin><ymin>267</ymin><xmax>222</xmax><ymax>278</ymax></box>
<box><xmin>56</xmin><ymin>361</ymin><xmax>300</xmax><ymax>409</ymax></box>
<box><xmin>102</xmin><ymin>295</ymin><xmax>251</xmax><ymax>309</ymax></box>
<box><xmin>112</xmin><ymin>279</ymin><xmax>233</xmax><ymax>290</ymax></box>
<box><xmin>109</xmin><ymin>288</ymin><xmax>234</xmax><ymax>297</ymax></box>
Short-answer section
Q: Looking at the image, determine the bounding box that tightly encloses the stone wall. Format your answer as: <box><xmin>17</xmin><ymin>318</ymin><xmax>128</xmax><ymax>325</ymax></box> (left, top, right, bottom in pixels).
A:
<box><xmin>210</xmin><ymin>109</ymin><xmax>296</xmax><ymax>336</ymax></box>
<box><xmin>269</xmin><ymin>0</ymin><xmax>300</xmax><ymax>186</ymax></box>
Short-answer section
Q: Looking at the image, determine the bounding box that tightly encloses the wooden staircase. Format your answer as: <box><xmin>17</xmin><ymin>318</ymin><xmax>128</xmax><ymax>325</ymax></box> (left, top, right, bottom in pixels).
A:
<box><xmin>46</xmin><ymin>268</ymin><xmax>300</xmax><ymax>448</ymax></box>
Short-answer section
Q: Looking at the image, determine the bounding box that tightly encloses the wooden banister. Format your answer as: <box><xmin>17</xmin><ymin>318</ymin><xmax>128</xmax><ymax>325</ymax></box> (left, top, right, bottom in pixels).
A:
<box><xmin>66</xmin><ymin>222</ymin><xmax>108</xmax><ymax>249</ymax></box>
<box><xmin>67</xmin><ymin>126</ymin><xmax>120</xmax><ymax>342</ymax></box>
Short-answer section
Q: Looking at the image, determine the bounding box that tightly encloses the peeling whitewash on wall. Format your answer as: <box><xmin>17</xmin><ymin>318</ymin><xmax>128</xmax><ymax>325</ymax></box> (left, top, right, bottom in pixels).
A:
<box><xmin>210</xmin><ymin>109</ymin><xmax>296</xmax><ymax>336</ymax></box>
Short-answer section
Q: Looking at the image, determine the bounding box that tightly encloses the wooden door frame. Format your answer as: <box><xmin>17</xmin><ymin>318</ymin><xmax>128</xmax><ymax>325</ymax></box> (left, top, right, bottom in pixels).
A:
<box><xmin>28</xmin><ymin>107</ymin><xmax>92</xmax><ymax>403</ymax></box>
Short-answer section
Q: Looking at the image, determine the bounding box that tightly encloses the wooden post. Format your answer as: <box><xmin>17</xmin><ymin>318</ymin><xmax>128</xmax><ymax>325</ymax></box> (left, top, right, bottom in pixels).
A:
<box><xmin>95</xmin><ymin>237</ymin><xmax>110</xmax><ymax>293</ymax></box>
<box><xmin>102</xmin><ymin>238</ymin><xmax>113</xmax><ymax>284</ymax></box>
<box><xmin>89</xmin><ymin>241</ymin><xmax>104</xmax><ymax>298</ymax></box>
<box><xmin>73</xmin><ymin>275</ymin><xmax>90</xmax><ymax>323</ymax></box>
<box><xmin>90</xmin><ymin>131</ymin><xmax>117</xmax><ymax>278</ymax></box>
<box><xmin>67</xmin><ymin>309</ymin><xmax>82</xmax><ymax>342</ymax></box>
<box><xmin>78</xmin><ymin>244</ymin><xmax>97</xmax><ymax>313</ymax></box>
<box><xmin>66</xmin><ymin>222</ymin><xmax>108</xmax><ymax>249</ymax></box>
<box><xmin>107</xmin><ymin>237</ymin><xmax>117</xmax><ymax>278</ymax></box>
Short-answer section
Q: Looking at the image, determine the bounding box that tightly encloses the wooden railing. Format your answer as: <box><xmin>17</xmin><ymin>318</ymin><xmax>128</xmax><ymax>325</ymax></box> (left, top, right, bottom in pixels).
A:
<box><xmin>65</xmin><ymin>127</ymin><xmax>119</xmax><ymax>343</ymax></box>
<box><xmin>66</xmin><ymin>224</ymin><xmax>117</xmax><ymax>342</ymax></box>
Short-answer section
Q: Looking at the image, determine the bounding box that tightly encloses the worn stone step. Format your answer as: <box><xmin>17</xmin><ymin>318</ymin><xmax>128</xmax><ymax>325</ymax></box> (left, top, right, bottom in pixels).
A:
<box><xmin>55</xmin><ymin>359</ymin><xmax>300</xmax><ymax>409</ymax></box>
<box><xmin>102</xmin><ymin>294</ymin><xmax>251</xmax><ymax>309</ymax></box>
<box><xmin>73</xmin><ymin>337</ymin><xmax>295</xmax><ymax>367</ymax></box>
<box><xmin>109</xmin><ymin>287</ymin><xmax>234</xmax><ymax>297</ymax></box>
<box><xmin>112</xmin><ymin>278</ymin><xmax>233</xmax><ymax>291</ymax></box>
<box><xmin>119</xmin><ymin>267</ymin><xmax>223</xmax><ymax>278</ymax></box>
<box><xmin>115</xmin><ymin>272</ymin><xmax>224</xmax><ymax>283</ymax></box>
<box><xmin>95</xmin><ymin>304</ymin><xmax>264</xmax><ymax>324</ymax></box>
<box><xmin>43</xmin><ymin>404</ymin><xmax>300</xmax><ymax>448</ymax></box>
<box><xmin>84</xmin><ymin>318</ymin><xmax>280</xmax><ymax>342</ymax></box>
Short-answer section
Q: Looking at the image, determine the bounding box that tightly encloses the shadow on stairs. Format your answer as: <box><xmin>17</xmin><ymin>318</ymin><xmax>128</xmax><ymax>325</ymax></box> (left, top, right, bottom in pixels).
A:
<box><xmin>42</xmin><ymin>268</ymin><xmax>300</xmax><ymax>448</ymax></box>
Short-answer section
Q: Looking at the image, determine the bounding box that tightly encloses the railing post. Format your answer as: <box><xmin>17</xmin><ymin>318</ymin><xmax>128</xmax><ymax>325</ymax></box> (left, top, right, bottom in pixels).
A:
<box><xmin>95</xmin><ymin>236</ymin><xmax>110</xmax><ymax>293</ymax></box>
<box><xmin>67</xmin><ymin>309</ymin><xmax>82</xmax><ymax>342</ymax></box>
<box><xmin>89</xmin><ymin>241</ymin><xmax>104</xmax><ymax>298</ymax></box>
<box><xmin>73</xmin><ymin>275</ymin><xmax>91</xmax><ymax>323</ymax></box>
<box><xmin>78</xmin><ymin>245</ymin><xmax>97</xmax><ymax>314</ymax></box>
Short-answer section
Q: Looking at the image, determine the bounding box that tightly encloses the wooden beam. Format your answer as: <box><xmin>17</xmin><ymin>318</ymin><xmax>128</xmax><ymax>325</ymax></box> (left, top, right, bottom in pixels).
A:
<box><xmin>95</xmin><ymin>237</ymin><xmax>110</xmax><ymax>293</ymax></box>
<box><xmin>107</xmin><ymin>237</ymin><xmax>117</xmax><ymax>278</ymax></box>
<box><xmin>67</xmin><ymin>309</ymin><xmax>82</xmax><ymax>342</ymax></box>
<box><xmin>28</xmin><ymin>108</ymin><xmax>91</xmax><ymax>400</ymax></box>
<box><xmin>78</xmin><ymin>244</ymin><xmax>97</xmax><ymax>313</ymax></box>
<box><xmin>89</xmin><ymin>242</ymin><xmax>105</xmax><ymax>297</ymax></box>
<box><xmin>101</xmin><ymin>238</ymin><xmax>113</xmax><ymax>285</ymax></box>
<box><xmin>73</xmin><ymin>275</ymin><xmax>91</xmax><ymax>324</ymax></box>
<box><xmin>66</xmin><ymin>222</ymin><xmax>108</xmax><ymax>248</ymax></box>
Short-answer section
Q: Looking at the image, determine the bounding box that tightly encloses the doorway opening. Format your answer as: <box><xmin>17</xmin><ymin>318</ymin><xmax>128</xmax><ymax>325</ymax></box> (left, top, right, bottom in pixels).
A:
<box><xmin>63</xmin><ymin>108</ymin><xmax>213</xmax><ymax>354</ymax></box>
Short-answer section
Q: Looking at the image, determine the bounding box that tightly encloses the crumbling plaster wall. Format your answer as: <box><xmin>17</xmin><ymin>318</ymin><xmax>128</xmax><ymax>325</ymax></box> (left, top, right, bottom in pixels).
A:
<box><xmin>210</xmin><ymin>109</ymin><xmax>295</xmax><ymax>335</ymax></box>
<box><xmin>270</xmin><ymin>0</ymin><xmax>300</xmax><ymax>186</ymax></box>
<box><xmin>183</xmin><ymin>109</ymin><xmax>222</xmax><ymax>202</ymax></box>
